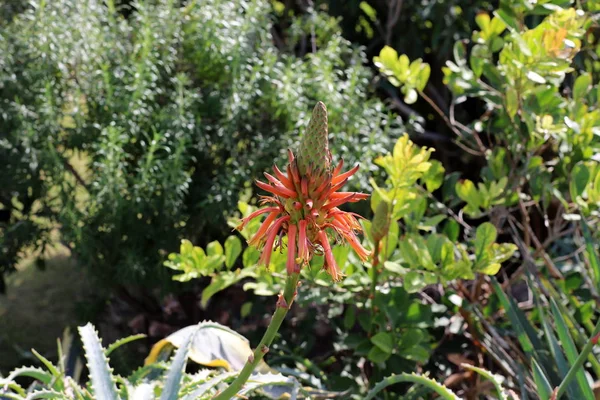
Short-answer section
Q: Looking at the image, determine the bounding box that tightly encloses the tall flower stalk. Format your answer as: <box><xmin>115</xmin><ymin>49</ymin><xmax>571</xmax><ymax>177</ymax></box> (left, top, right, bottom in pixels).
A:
<box><xmin>214</xmin><ymin>102</ymin><xmax>370</xmax><ymax>399</ymax></box>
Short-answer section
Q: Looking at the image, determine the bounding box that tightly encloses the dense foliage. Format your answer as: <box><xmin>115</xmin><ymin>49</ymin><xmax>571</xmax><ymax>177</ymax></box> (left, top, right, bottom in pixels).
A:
<box><xmin>2</xmin><ymin>0</ymin><xmax>600</xmax><ymax>399</ymax></box>
<box><xmin>0</xmin><ymin>0</ymin><xmax>401</xmax><ymax>288</ymax></box>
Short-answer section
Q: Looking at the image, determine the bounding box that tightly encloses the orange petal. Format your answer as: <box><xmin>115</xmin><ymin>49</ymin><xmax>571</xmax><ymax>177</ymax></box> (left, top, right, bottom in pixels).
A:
<box><xmin>332</xmin><ymin>164</ymin><xmax>359</xmax><ymax>185</ymax></box>
<box><xmin>248</xmin><ymin>211</ymin><xmax>280</xmax><ymax>246</ymax></box>
<box><xmin>329</xmin><ymin>192</ymin><xmax>369</xmax><ymax>201</ymax></box>
<box><xmin>256</xmin><ymin>180</ymin><xmax>296</xmax><ymax>198</ymax></box>
<box><xmin>341</xmin><ymin>230</ymin><xmax>371</xmax><ymax>261</ymax></box>
<box><xmin>297</xmin><ymin>220</ymin><xmax>309</xmax><ymax>262</ymax></box>
<box><xmin>286</xmin><ymin>224</ymin><xmax>297</xmax><ymax>275</ymax></box>
<box><xmin>323</xmin><ymin>193</ymin><xmax>360</xmax><ymax>210</ymax></box>
<box><xmin>237</xmin><ymin>207</ymin><xmax>279</xmax><ymax>230</ymax></box>
<box><xmin>301</xmin><ymin>177</ymin><xmax>308</xmax><ymax>197</ymax></box>
<box><xmin>273</xmin><ymin>165</ymin><xmax>295</xmax><ymax>191</ymax></box>
<box><xmin>332</xmin><ymin>159</ymin><xmax>344</xmax><ymax>177</ymax></box>
<box><xmin>318</xmin><ymin>230</ymin><xmax>343</xmax><ymax>282</ymax></box>
<box><xmin>258</xmin><ymin>216</ymin><xmax>289</xmax><ymax>267</ymax></box>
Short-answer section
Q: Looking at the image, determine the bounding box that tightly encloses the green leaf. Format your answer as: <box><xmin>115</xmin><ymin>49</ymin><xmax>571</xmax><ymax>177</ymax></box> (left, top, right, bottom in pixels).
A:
<box><xmin>20</xmin><ymin>389</ymin><xmax>65</xmax><ymax>399</ymax></box>
<box><xmin>398</xmin><ymin>329</ymin><xmax>423</xmax><ymax>350</ymax></box>
<box><xmin>383</xmin><ymin>261</ymin><xmax>406</xmax><ymax>274</ymax></box>
<box><xmin>442</xmin><ymin>220</ymin><xmax>460</xmax><ymax>242</ymax></box>
<box><xmin>365</xmin><ymin>373</ymin><xmax>460</xmax><ymax>400</ymax></box>
<box><xmin>224</xmin><ymin>236</ymin><xmax>242</xmax><ymax>269</ymax></box>
<box><xmin>367</xmin><ymin>346</ymin><xmax>391</xmax><ymax>363</ymax></box>
<box><xmin>526</xmin><ymin>71</ymin><xmax>546</xmax><ymax>84</ymax></box>
<box><xmin>206</xmin><ymin>241</ymin><xmax>223</xmax><ymax>256</ymax></box>
<box><xmin>475</xmin><ymin>12</ymin><xmax>491</xmax><ymax>32</ymax></box>
<box><xmin>5</xmin><ymin>366</ymin><xmax>53</xmax><ymax>386</ymax></box>
<box><xmin>359</xmin><ymin>1</ymin><xmax>377</xmax><ymax>21</ymax></box>
<box><xmin>242</xmin><ymin>246</ymin><xmax>260</xmax><ymax>268</ymax></box>
<box><xmin>491</xmin><ymin>279</ymin><xmax>535</xmax><ymax>355</ymax></box>
<box><xmin>181</xmin><ymin>372</ymin><xmax>237</xmax><ymax>400</ymax></box>
<box><xmin>404</xmin><ymin>271</ymin><xmax>432</xmax><ymax>293</ymax></box>
<box><xmin>344</xmin><ymin>306</ymin><xmax>356</xmax><ymax>330</ymax></box>
<box><xmin>462</xmin><ymin>364</ymin><xmax>507</xmax><ymax>400</ymax></box>
<box><xmin>241</xmin><ymin>302</ymin><xmax>253</xmax><ymax>318</ymax></box>
<box><xmin>374</xmin><ymin>45</ymin><xmax>398</xmax><ymax>73</ymax></box>
<box><xmin>416</xmin><ymin>64</ymin><xmax>431</xmax><ymax>92</ymax></box>
<box><xmin>455</xmin><ymin>179</ymin><xmax>480</xmax><ymax>210</ymax></box>
<box><xmin>478</xmin><ymin>261</ymin><xmax>501</xmax><ymax>275</ymax></box>
<box><xmin>582</xmin><ymin>219</ymin><xmax>600</xmax><ymax>290</ymax></box>
<box><xmin>78</xmin><ymin>323</ymin><xmax>119</xmax><ymax>400</ymax></box>
<box><xmin>570</xmin><ymin>163</ymin><xmax>590</xmax><ymax>201</ymax></box>
<box><xmin>475</xmin><ymin>223</ymin><xmax>497</xmax><ymax>258</ymax></box>
<box><xmin>506</xmin><ymin>87</ymin><xmax>518</xmax><ymax>118</ymax></box>
<box><xmin>238</xmin><ymin>372</ymin><xmax>299</xmax><ymax>398</ymax></box>
<box><xmin>551</xmin><ymin>300</ymin><xmax>595</xmax><ymax>399</ymax></box>
<box><xmin>201</xmin><ymin>269</ymin><xmax>256</xmax><ymax>308</ymax></box>
<box><xmin>470</xmin><ymin>45</ymin><xmax>487</xmax><ymax>78</ymax></box>
<box><xmin>404</xmin><ymin>88</ymin><xmax>418</xmax><ymax>104</ymax></box>
<box><xmin>106</xmin><ymin>334</ymin><xmax>146</xmax><ymax>356</ymax></box>
<box><xmin>490</xmin><ymin>17</ymin><xmax>506</xmax><ymax>36</ymax></box>
<box><xmin>370</xmin><ymin>332</ymin><xmax>394</xmax><ymax>354</ymax></box>
<box><xmin>30</xmin><ymin>349</ymin><xmax>61</xmax><ymax>380</ymax></box>
<box><xmin>160</xmin><ymin>325</ymin><xmax>198</xmax><ymax>400</ymax></box>
<box><xmin>535</xmin><ymin>291</ymin><xmax>581</xmax><ymax>400</ymax></box>
<box><xmin>532</xmin><ymin>358</ymin><xmax>553</xmax><ymax>400</ymax></box>
<box><xmin>573</xmin><ymin>74</ymin><xmax>592</xmax><ymax>100</ymax></box>
<box><xmin>422</xmin><ymin>160</ymin><xmax>445</xmax><ymax>191</ymax></box>
<box><xmin>453</xmin><ymin>41</ymin><xmax>467</xmax><ymax>66</ymax></box>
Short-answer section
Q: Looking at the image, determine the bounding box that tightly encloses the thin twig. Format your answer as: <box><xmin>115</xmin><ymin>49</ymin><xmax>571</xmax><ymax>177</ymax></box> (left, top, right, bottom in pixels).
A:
<box><xmin>418</xmin><ymin>89</ymin><xmax>486</xmax><ymax>155</ymax></box>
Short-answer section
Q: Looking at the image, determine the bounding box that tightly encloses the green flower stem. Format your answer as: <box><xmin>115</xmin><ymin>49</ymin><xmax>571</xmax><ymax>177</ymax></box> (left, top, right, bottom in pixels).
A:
<box><xmin>369</xmin><ymin>240</ymin><xmax>381</xmax><ymax>335</ymax></box>
<box><xmin>555</xmin><ymin>317</ymin><xmax>600</xmax><ymax>399</ymax></box>
<box><xmin>213</xmin><ymin>273</ymin><xmax>300</xmax><ymax>400</ymax></box>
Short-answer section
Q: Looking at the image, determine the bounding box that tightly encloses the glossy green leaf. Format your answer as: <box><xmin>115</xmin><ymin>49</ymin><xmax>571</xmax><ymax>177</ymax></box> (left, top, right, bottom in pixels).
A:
<box><xmin>224</xmin><ymin>236</ymin><xmax>242</xmax><ymax>269</ymax></box>
<box><xmin>371</xmin><ymin>332</ymin><xmax>394</xmax><ymax>354</ymax></box>
<box><xmin>570</xmin><ymin>163</ymin><xmax>590</xmax><ymax>201</ymax></box>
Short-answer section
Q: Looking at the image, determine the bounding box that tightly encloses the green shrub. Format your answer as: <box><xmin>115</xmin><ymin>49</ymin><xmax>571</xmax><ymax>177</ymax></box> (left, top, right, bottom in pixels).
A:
<box><xmin>0</xmin><ymin>0</ymin><xmax>403</xmax><ymax>288</ymax></box>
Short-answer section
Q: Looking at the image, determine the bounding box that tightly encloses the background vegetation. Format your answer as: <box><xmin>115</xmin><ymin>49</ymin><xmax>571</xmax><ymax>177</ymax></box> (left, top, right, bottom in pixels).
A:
<box><xmin>1</xmin><ymin>0</ymin><xmax>600</xmax><ymax>399</ymax></box>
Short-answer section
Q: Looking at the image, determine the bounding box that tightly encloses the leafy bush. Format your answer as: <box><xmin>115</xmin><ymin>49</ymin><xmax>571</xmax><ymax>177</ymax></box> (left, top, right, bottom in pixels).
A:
<box><xmin>3</xmin><ymin>0</ymin><xmax>600</xmax><ymax>399</ymax></box>
<box><xmin>0</xmin><ymin>0</ymin><xmax>403</xmax><ymax>288</ymax></box>
<box><xmin>164</xmin><ymin>0</ymin><xmax>600</xmax><ymax>397</ymax></box>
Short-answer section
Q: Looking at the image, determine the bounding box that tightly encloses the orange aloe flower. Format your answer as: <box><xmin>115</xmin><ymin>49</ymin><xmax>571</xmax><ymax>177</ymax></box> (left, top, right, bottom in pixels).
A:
<box><xmin>237</xmin><ymin>102</ymin><xmax>371</xmax><ymax>281</ymax></box>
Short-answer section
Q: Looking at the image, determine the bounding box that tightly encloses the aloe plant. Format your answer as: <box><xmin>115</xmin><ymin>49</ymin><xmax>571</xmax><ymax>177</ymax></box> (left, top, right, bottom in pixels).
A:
<box><xmin>0</xmin><ymin>322</ymin><xmax>331</xmax><ymax>400</ymax></box>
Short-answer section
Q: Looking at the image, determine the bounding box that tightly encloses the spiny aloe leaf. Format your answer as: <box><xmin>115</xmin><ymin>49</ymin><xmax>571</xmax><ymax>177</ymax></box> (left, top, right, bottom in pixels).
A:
<box><xmin>30</xmin><ymin>350</ymin><xmax>61</xmax><ymax>379</ymax></box>
<box><xmin>0</xmin><ymin>379</ymin><xmax>26</xmax><ymax>397</ymax></box>
<box><xmin>105</xmin><ymin>334</ymin><xmax>146</xmax><ymax>356</ymax></box>
<box><xmin>364</xmin><ymin>373</ymin><xmax>460</xmax><ymax>400</ymax></box>
<box><xmin>128</xmin><ymin>363</ymin><xmax>168</xmax><ymax>385</ymax></box>
<box><xmin>6</xmin><ymin>366</ymin><xmax>53</xmax><ymax>386</ymax></box>
<box><xmin>0</xmin><ymin>391</ymin><xmax>24</xmax><ymax>400</ymax></box>
<box><xmin>461</xmin><ymin>364</ymin><xmax>507</xmax><ymax>400</ymax></box>
<box><xmin>130</xmin><ymin>382</ymin><xmax>156</xmax><ymax>400</ymax></box>
<box><xmin>159</xmin><ymin>323</ymin><xmax>198</xmax><ymax>400</ymax></box>
<box><xmin>78</xmin><ymin>323</ymin><xmax>119</xmax><ymax>400</ymax></box>
<box><xmin>180</xmin><ymin>371</ymin><xmax>237</xmax><ymax>400</ymax></box>
<box><xmin>237</xmin><ymin>372</ymin><xmax>299</xmax><ymax>398</ymax></box>
<box><xmin>24</xmin><ymin>389</ymin><xmax>64</xmax><ymax>399</ymax></box>
<box><xmin>180</xmin><ymin>369</ymin><xmax>215</xmax><ymax>394</ymax></box>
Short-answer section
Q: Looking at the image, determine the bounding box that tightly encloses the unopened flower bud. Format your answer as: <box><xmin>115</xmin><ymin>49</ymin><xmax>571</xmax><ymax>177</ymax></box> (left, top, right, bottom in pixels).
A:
<box><xmin>371</xmin><ymin>200</ymin><xmax>391</xmax><ymax>242</ymax></box>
